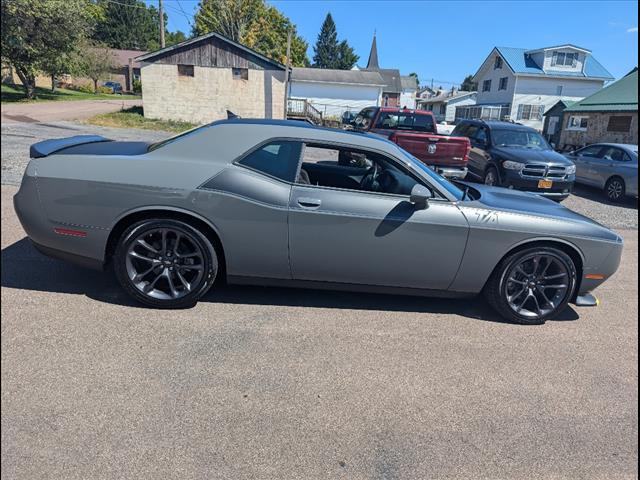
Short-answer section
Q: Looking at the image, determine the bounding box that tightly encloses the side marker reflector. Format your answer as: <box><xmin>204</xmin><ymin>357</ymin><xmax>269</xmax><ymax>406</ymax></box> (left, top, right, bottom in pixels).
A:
<box><xmin>54</xmin><ymin>227</ymin><xmax>87</xmax><ymax>237</ymax></box>
<box><xmin>585</xmin><ymin>274</ymin><xmax>605</xmax><ymax>280</ymax></box>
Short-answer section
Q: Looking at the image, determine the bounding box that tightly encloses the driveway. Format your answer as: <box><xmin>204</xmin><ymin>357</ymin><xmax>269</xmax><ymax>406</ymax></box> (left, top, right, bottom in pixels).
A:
<box><xmin>1</xmin><ymin>98</ymin><xmax>142</xmax><ymax>123</ymax></box>
<box><xmin>1</xmin><ymin>183</ymin><xmax>638</xmax><ymax>479</ymax></box>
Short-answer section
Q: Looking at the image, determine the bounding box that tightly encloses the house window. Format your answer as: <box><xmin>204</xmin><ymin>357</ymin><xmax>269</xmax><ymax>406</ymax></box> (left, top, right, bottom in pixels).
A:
<box><xmin>177</xmin><ymin>64</ymin><xmax>194</xmax><ymax>77</ymax></box>
<box><xmin>439</xmin><ymin>104</ymin><xmax>446</xmax><ymax>115</ymax></box>
<box><xmin>552</xmin><ymin>52</ymin><xmax>577</xmax><ymax>67</ymax></box>
<box><xmin>556</xmin><ymin>85</ymin><xmax>563</xmax><ymax>96</ymax></box>
<box><xmin>607</xmin><ymin>116</ymin><xmax>632</xmax><ymax>132</ymax></box>
<box><xmin>498</xmin><ymin>77</ymin><xmax>508</xmax><ymax>90</ymax></box>
<box><xmin>232</xmin><ymin>67</ymin><xmax>249</xmax><ymax>80</ymax></box>
<box><xmin>482</xmin><ymin>79</ymin><xmax>492</xmax><ymax>92</ymax></box>
<box><xmin>494</xmin><ymin>56</ymin><xmax>503</xmax><ymax>69</ymax></box>
<box><xmin>567</xmin><ymin>115</ymin><xmax>589</xmax><ymax>131</ymax></box>
<box><xmin>517</xmin><ymin>104</ymin><xmax>544</xmax><ymax>121</ymax></box>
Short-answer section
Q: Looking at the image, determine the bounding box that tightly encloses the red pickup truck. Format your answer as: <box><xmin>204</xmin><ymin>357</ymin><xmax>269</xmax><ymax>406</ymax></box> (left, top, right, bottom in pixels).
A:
<box><xmin>353</xmin><ymin>107</ymin><xmax>470</xmax><ymax>179</ymax></box>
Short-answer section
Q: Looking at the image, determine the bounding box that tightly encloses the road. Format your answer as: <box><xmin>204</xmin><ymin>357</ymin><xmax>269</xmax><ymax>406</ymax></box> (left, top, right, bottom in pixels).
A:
<box><xmin>1</xmin><ymin>98</ymin><xmax>142</xmax><ymax>123</ymax></box>
<box><xmin>1</xmin><ymin>183</ymin><xmax>638</xmax><ymax>479</ymax></box>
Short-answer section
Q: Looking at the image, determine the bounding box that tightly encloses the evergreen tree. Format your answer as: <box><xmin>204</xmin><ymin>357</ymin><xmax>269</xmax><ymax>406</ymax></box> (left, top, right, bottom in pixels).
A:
<box><xmin>92</xmin><ymin>0</ymin><xmax>160</xmax><ymax>50</ymax></box>
<box><xmin>312</xmin><ymin>13</ymin><xmax>358</xmax><ymax>69</ymax></box>
<box><xmin>461</xmin><ymin>74</ymin><xmax>478</xmax><ymax>91</ymax></box>
<box><xmin>312</xmin><ymin>13</ymin><xmax>338</xmax><ymax>68</ymax></box>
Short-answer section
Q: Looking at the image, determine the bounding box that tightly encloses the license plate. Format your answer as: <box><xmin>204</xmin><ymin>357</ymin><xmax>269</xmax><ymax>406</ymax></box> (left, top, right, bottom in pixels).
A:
<box><xmin>538</xmin><ymin>179</ymin><xmax>553</xmax><ymax>189</ymax></box>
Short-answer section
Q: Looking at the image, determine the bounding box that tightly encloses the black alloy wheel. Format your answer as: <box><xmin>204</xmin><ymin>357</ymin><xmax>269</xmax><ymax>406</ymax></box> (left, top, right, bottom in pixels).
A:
<box><xmin>114</xmin><ymin>219</ymin><xmax>218</xmax><ymax>308</ymax></box>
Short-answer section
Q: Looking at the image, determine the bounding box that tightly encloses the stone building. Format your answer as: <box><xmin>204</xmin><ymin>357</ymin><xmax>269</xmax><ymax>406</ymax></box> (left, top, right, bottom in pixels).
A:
<box><xmin>559</xmin><ymin>68</ymin><xmax>638</xmax><ymax>150</ymax></box>
<box><xmin>137</xmin><ymin>33</ymin><xmax>286</xmax><ymax>124</ymax></box>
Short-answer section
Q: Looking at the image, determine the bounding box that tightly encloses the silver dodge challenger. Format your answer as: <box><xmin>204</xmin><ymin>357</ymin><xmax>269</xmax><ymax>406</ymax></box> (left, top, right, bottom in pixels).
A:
<box><xmin>14</xmin><ymin>119</ymin><xmax>623</xmax><ymax>324</ymax></box>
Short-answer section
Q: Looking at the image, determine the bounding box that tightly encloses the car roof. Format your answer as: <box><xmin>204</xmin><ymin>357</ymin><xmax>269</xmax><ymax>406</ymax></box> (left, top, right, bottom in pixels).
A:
<box><xmin>457</xmin><ymin>119</ymin><xmax>535</xmax><ymax>131</ymax></box>
<box><xmin>587</xmin><ymin>143</ymin><xmax>638</xmax><ymax>150</ymax></box>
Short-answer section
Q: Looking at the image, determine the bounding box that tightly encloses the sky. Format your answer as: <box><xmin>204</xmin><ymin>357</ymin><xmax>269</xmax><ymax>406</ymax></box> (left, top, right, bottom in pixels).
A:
<box><xmin>153</xmin><ymin>0</ymin><xmax>638</xmax><ymax>86</ymax></box>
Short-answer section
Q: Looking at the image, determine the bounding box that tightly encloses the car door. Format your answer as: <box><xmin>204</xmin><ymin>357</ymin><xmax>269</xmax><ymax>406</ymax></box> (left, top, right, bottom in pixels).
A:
<box><xmin>594</xmin><ymin>146</ymin><xmax>628</xmax><ymax>188</ymax></box>
<box><xmin>288</xmin><ymin>143</ymin><xmax>469</xmax><ymax>291</ymax></box>
<box><xmin>464</xmin><ymin>125</ymin><xmax>487</xmax><ymax>177</ymax></box>
<box><xmin>199</xmin><ymin>140</ymin><xmax>300</xmax><ymax>280</ymax></box>
<box><xmin>570</xmin><ymin>145</ymin><xmax>604</xmax><ymax>186</ymax></box>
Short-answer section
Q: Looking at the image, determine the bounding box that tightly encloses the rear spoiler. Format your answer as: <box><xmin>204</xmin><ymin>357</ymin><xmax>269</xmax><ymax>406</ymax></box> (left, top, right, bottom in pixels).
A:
<box><xmin>30</xmin><ymin>135</ymin><xmax>112</xmax><ymax>158</ymax></box>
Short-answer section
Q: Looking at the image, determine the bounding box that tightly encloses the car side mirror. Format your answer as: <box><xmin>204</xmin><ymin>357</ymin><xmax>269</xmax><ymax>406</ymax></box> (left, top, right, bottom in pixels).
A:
<box><xmin>410</xmin><ymin>184</ymin><xmax>432</xmax><ymax>209</ymax></box>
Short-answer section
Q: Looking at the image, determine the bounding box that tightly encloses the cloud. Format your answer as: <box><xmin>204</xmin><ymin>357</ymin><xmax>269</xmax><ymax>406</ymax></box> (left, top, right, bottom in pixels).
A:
<box><xmin>628</xmin><ymin>26</ymin><xmax>639</xmax><ymax>33</ymax></box>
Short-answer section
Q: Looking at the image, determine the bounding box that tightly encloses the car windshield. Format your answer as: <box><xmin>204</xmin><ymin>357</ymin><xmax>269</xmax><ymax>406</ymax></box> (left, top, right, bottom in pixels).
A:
<box><xmin>395</xmin><ymin>147</ymin><xmax>465</xmax><ymax>201</ymax></box>
<box><xmin>492</xmin><ymin>129</ymin><xmax>551</xmax><ymax>150</ymax></box>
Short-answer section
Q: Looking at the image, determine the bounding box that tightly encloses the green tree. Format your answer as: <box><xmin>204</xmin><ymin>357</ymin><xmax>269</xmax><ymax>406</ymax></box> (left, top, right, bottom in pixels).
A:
<box><xmin>244</xmin><ymin>5</ymin><xmax>309</xmax><ymax>66</ymax></box>
<box><xmin>194</xmin><ymin>0</ymin><xmax>309</xmax><ymax>67</ymax></box>
<box><xmin>194</xmin><ymin>0</ymin><xmax>262</xmax><ymax>42</ymax></box>
<box><xmin>1</xmin><ymin>0</ymin><xmax>93</xmax><ymax>98</ymax></box>
<box><xmin>409</xmin><ymin>72</ymin><xmax>419</xmax><ymax>87</ymax></box>
<box><xmin>461</xmin><ymin>74</ymin><xmax>478</xmax><ymax>91</ymax></box>
<box><xmin>92</xmin><ymin>0</ymin><xmax>160</xmax><ymax>50</ymax></box>
<box><xmin>166</xmin><ymin>30</ymin><xmax>188</xmax><ymax>47</ymax></box>
<box><xmin>78</xmin><ymin>42</ymin><xmax>118</xmax><ymax>92</ymax></box>
<box><xmin>312</xmin><ymin>13</ymin><xmax>357</xmax><ymax>69</ymax></box>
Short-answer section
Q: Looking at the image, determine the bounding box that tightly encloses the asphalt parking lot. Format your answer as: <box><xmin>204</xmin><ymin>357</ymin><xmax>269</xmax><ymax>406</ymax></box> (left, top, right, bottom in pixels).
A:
<box><xmin>1</xmin><ymin>120</ymin><xmax>638</xmax><ymax>479</ymax></box>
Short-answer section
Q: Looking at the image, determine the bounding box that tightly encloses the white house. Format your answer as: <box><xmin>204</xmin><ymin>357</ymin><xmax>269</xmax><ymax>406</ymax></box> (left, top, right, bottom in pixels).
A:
<box><xmin>288</xmin><ymin>67</ymin><xmax>385</xmax><ymax>119</ymax></box>
<box><xmin>464</xmin><ymin>44</ymin><xmax>614</xmax><ymax>130</ymax></box>
<box><xmin>399</xmin><ymin>75</ymin><xmax>418</xmax><ymax>109</ymax></box>
<box><xmin>417</xmin><ymin>90</ymin><xmax>477</xmax><ymax>122</ymax></box>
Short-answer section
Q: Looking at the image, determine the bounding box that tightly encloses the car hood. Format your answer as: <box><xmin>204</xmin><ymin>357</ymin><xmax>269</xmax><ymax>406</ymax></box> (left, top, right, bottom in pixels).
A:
<box><xmin>492</xmin><ymin>146</ymin><xmax>573</xmax><ymax>165</ymax></box>
<box><xmin>461</xmin><ymin>183</ymin><xmax>620</xmax><ymax>241</ymax></box>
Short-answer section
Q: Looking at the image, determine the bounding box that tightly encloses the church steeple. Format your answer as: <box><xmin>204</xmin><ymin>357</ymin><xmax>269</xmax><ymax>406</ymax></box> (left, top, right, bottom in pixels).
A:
<box><xmin>366</xmin><ymin>31</ymin><xmax>379</xmax><ymax>70</ymax></box>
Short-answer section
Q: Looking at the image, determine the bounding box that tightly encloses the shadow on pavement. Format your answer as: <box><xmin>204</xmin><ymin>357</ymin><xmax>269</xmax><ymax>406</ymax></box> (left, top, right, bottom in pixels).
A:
<box><xmin>571</xmin><ymin>184</ymin><xmax>638</xmax><ymax>210</ymax></box>
<box><xmin>1</xmin><ymin>237</ymin><xmax>580</xmax><ymax>324</ymax></box>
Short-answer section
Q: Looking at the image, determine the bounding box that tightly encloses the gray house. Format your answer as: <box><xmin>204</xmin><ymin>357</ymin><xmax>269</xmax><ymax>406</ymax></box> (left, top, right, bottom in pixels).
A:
<box><xmin>462</xmin><ymin>44</ymin><xmax>614</xmax><ymax>131</ymax></box>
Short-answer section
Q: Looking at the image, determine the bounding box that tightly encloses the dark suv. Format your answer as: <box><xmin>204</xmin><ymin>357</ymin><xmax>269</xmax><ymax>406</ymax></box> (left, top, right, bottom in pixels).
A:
<box><xmin>451</xmin><ymin>120</ymin><xmax>576</xmax><ymax>200</ymax></box>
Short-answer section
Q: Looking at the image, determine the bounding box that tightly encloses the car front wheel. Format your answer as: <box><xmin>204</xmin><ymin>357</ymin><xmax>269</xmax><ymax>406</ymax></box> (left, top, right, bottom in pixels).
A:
<box><xmin>114</xmin><ymin>219</ymin><xmax>218</xmax><ymax>308</ymax></box>
<box><xmin>484</xmin><ymin>246</ymin><xmax>578</xmax><ymax>325</ymax></box>
<box><xmin>484</xmin><ymin>166</ymin><xmax>500</xmax><ymax>186</ymax></box>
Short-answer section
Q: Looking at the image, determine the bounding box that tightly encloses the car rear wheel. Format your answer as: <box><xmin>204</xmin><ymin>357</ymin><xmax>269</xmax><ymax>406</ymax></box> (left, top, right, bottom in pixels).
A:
<box><xmin>484</xmin><ymin>166</ymin><xmax>499</xmax><ymax>186</ymax></box>
<box><xmin>114</xmin><ymin>219</ymin><xmax>218</xmax><ymax>308</ymax></box>
<box><xmin>605</xmin><ymin>177</ymin><xmax>625</xmax><ymax>202</ymax></box>
<box><xmin>484</xmin><ymin>246</ymin><xmax>577</xmax><ymax>325</ymax></box>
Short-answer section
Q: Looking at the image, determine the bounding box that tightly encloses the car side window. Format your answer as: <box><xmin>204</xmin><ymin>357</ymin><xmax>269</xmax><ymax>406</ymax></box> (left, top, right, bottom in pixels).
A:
<box><xmin>238</xmin><ymin>140</ymin><xmax>302</xmax><ymax>183</ymax></box>
<box><xmin>578</xmin><ymin>145</ymin><xmax>603</xmax><ymax>158</ymax></box>
<box><xmin>475</xmin><ymin>127</ymin><xmax>487</xmax><ymax>143</ymax></box>
<box><xmin>298</xmin><ymin>143</ymin><xmax>439</xmax><ymax>198</ymax></box>
<box><xmin>601</xmin><ymin>147</ymin><xmax>627</xmax><ymax>162</ymax></box>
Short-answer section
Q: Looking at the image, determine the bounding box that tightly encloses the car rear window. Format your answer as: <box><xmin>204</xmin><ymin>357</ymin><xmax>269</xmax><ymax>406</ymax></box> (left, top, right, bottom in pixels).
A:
<box><xmin>375</xmin><ymin>112</ymin><xmax>435</xmax><ymax>133</ymax></box>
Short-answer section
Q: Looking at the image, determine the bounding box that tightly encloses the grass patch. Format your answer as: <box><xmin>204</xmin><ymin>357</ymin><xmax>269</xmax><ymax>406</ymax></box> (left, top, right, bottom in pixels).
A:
<box><xmin>86</xmin><ymin>106</ymin><xmax>197</xmax><ymax>133</ymax></box>
<box><xmin>1</xmin><ymin>83</ymin><xmax>140</xmax><ymax>103</ymax></box>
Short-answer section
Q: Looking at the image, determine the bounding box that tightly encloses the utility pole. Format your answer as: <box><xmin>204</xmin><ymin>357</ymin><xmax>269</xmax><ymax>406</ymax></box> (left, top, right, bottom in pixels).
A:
<box><xmin>159</xmin><ymin>0</ymin><xmax>165</xmax><ymax>48</ymax></box>
<box><xmin>283</xmin><ymin>29</ymin><xmax>292</xmax><ymax>120</ymax></box>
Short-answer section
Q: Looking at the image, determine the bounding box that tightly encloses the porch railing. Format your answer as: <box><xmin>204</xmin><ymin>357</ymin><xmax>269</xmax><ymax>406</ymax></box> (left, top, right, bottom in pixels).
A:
<box><xmin>286</xmin><ymin>98</ymin><xmax>323</xmax><ymax>125</ymax></box>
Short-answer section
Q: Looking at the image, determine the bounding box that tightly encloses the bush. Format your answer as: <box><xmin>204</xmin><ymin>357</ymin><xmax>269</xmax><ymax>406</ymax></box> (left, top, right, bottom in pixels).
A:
<box><xmin>75</xmin><ymin>83</ymin><xmax>94</xmax><ymax>93</ymax></box>
<box><xmin>132</xmin><ymin>78</ymin><xmax>142</xmax><ymax>94</ymax></box>
<box><xmin>95</xmin><ymin>86</ymin><xmax>113</xmax><ymax>94</ymax></box>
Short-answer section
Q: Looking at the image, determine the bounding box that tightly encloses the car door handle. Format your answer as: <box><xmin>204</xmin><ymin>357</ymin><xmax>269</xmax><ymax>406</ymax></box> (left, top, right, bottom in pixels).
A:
<box><xmin>297</xmin><ymin>197</ymin><xmax>322</xmax><ymax>208</ymax></box>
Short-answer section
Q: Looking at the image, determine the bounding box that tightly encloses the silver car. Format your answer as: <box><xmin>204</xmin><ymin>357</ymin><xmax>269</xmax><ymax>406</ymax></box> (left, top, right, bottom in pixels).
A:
<box><xmin>14</xmin><ymin>119</ymin><xmax>623</xmax><ymax>324</ymax></box>
<box><xmin>565</xmin><ymin>143</ymin><xmax>638</xmax><ymax>202</ymax></box>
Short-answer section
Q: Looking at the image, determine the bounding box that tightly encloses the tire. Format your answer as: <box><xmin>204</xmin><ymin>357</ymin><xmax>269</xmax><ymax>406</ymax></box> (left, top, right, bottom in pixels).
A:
<box><xmin>483</xmin><ymin>166</ymin><xmax>500</xmax><ymax>186</ymax></box>
<box><xmin>114</xmin><ymin>219</ymin><xmax>218</xmax><ymax>308</ymax></box>
<box><xmin>605</xmin><ymin>177</ymin><xmax>625</xmax><ymax>203</ymax></box>
<box><xmin>484</xmin><ymin>246</ymin><xmax>578</xmax><ymax>325</ymax></box>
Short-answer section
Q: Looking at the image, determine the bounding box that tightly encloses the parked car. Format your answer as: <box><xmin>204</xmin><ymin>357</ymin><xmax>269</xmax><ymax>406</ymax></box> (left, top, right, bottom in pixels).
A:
<box><xmin>353</xmin><ymin>107</ymin><xmax>471</xmax><ymax>179</ymax></box>
<box><xmin>102</xmin><ymin>81</ymin><xmax>123</xmax><ymax>94</ymax></box>
<box><xmin>564</xmin><ymin>143</ymin><xmax>638</xmax><ymax>202</ymax></box>
<box><xmin>14</xmin><ymin>119</ymin><xmax>623</xmax><ymax>324</ymax></box>
<box><xmin>341</xmin><ymin>110</ymin><xmax>358</xmax><ymax>129</ymax></box>
<box><xmin>451</xmin><ymin>120</ymin><xmax>576</xmax><ymax>201</ymax></box>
